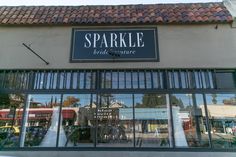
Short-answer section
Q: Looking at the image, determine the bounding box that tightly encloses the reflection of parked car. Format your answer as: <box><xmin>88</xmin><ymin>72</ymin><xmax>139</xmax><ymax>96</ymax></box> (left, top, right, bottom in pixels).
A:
<box><xmin>0</xmin><ymin>126</ymin><xmax>20</xmax><ymax>147</ymax></box>
<box><xmin>0</xmin><ymin>126</ymin><xmax>20</xmax><ymax>135</ymax></box>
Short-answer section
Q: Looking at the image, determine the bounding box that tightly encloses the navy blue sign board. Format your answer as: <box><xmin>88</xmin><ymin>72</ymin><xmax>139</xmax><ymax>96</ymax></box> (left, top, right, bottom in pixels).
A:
<box><xmin>70</xmin><ymin>27</ymin><xmax>159</xmax><ymax>62</ymax></box>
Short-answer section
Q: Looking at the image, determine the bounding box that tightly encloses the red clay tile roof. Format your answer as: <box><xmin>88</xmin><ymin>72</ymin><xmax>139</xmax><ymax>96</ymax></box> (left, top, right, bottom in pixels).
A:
<box><xmin>0</xmin><ymin>2</ymin><xmax>233</xmax><ymax>25</ymax></box>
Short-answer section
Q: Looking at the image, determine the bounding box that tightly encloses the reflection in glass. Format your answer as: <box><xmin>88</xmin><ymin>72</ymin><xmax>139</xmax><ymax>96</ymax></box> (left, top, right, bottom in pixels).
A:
<box><xmin>22</xmin><ymin>94</ymin><xmax>61</xmax><ymax>147</ymax></box>
<box><xmin>205</xmin><ymin>94</ymin><xmax>236</xmax><ymax>149</ymax></box>
<box><xmin>171</xmin><ymin>94</ymin><xmax>210</xmax><ymax>147</ymax></box>
<box><xmin>134</xmin><ymin>94</ymin><xmax>170</xmax><ymax>147</ymax></box>
<box><xmin>97</xmin><ymin>94</ymin><xmax>133</xmax><ymax>147</ymax></box>
<box><xmin>215</xmin><ymin>72</ymin><xmax>235</xmax><ymax>89</ymax></box>
<box><xmin>59</xmin><ymin>94</ymin><xmax>96</xmax><ymax>147</ymax></box>
<box><xmin>0</xmin><ymin>94</ymin><xmax>25</xmax><ymax>148</ymax></box>
<box><xmin>125</xmin><ymin>72</ymin><xmax>132</xmax><ymax>89</ymax></box>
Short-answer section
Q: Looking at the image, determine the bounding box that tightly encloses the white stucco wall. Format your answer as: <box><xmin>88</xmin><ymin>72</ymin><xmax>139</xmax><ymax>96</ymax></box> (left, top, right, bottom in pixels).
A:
<box><xmin>0</xmin><ymin>24</ymin><xmax>235</xmax><ymax>69</ymax></box>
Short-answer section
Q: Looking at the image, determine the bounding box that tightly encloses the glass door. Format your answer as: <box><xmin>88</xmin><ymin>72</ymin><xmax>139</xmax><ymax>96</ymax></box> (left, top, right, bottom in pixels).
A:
<box><xmin>96</xmin><ymin>94</ymin><xmax>134</xmax><ymax>147</ymax></box>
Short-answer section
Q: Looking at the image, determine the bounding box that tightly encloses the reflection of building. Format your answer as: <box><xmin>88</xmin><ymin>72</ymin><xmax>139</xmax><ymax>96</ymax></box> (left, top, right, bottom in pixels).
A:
<box><xmin>200</xmin><ymin>104</ymin><xmax>236</xmax><ymax>134</ymax></box>
<box><xmin>0</xmin><ymin>108</ymin><xmax>78</xmax><ymax>126</ymax></box>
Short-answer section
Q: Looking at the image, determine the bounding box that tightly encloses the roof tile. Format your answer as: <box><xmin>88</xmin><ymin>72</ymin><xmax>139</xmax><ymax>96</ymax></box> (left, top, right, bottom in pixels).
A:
<box><xmin>0</xmin><ymin>2</ymin><xmax>232</xmax><ymax>25</ymax></box>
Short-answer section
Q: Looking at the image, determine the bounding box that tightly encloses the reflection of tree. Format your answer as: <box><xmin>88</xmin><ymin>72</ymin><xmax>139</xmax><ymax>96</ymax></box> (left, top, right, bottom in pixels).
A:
<box><xmin>0</xmin><ymin>94</ymin><xmax>10</xmax><ymax>109</ymax></box>
<box><xmin>211</xmin><ymin>94</ymin><xmax>217</xmax><ymax>104</ymax></box>
<box><xmin>135</xmin><ymin>94</ymin><xmax>183</xmax><ymax>108</ymax></box>
<box><xmin>0</xmin><ymin>94</ymin><xmax>25</xmax><ymax>126</ymax></box>
<box><xmin>63</xmin><ymin>96</ymin><xmax>80</xmax><ymax>107</ymax></box>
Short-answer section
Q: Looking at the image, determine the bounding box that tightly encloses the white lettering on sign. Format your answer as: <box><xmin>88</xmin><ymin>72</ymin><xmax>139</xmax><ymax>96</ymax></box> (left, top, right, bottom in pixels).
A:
<box><xmin>83</xmin><ymin>32</ymin><xmax>145</xmax><ymax>48</ymax></box>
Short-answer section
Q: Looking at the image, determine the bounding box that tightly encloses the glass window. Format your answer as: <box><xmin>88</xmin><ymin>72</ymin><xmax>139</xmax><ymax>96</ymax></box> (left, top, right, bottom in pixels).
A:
<box><xmin>139</xmin><ymin>72</ymin><xmax>145</xmax><ymax>89</ymax></box>
<box><xmin>194</xmin><ymin>94</ymin><xmax>210</xmax><ymax>147</ymax></box>
<box><xmin>21</xmin><ymin>94</ymin><xmax>61</xmax><ymax>147</ymax></box>
<box><xmin>59</xmin><ymin>94</ymin><xmax>96</xmax><ymax>147</ymax></box>
<box><xmin>145</xmin><ymin>71</ymin><xmax>152</xmax><ymax>89</ymax></box>
<box><xmin>125</xmin><ymin>72</ymin><xmax>132</xmax><ymax>89</ymax></box>
<box><xmin>171</xmin><ymin>94</ymin><xmax>210</xmax><ymax>147</ymax></box>
<box><xmin>118</xmin><ymin>72</ymin><xmax>125</xmax><ymax>89</ymax></box>
<box><xmin>132</xmin><ymin>72</ymin><xmax>138</xmax><ymax>89</ymax></box>
<box><xmin>0</xmin><ymin>94</ymin><xmax>25</xmax><ymax>148</ymax></box>
<box><xmin>97</xmin><ymin>94</ymin><xmax>134</xmax><ymax>147</ymax></box>
<box><xmin>216</xmin><ymin>72</ymin><xmax>235</xmax><ymax>89</ymax></box>
<box><xmin>205</xmin><ymin>94</ymin><xmax>236</xmax><ymax>149</ymax></box>
<box><xmin>134</xmin><ymin>94</ymin><xmax>170</xmax><ymax>147</ymax></box>
<box><xmin>105</xmin><ymin>71</ymin><xmax>112</xmax><ymax>89</ymax></box>
<box><xmin>112</xmin><ymin>72</ymin><xmax>118</xmax><ymax>89</ymax></box>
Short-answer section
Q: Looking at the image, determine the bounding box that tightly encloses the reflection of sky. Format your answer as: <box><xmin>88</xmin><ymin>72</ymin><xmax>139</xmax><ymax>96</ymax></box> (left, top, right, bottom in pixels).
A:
<box><xmin>205</xmin><ymin>94</ymin><xmax>236</xmax><ymax>105</ymax></box>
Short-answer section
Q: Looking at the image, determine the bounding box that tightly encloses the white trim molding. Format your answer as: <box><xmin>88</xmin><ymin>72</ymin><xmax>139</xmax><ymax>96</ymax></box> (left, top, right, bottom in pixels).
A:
<box><xmin>224</xmin><ymin>0</ymin><xmax>236</xmax><ymax>27</ymax></box>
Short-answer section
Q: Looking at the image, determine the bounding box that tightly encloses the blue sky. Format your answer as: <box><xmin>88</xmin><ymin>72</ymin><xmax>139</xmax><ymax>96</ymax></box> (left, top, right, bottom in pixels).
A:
<box><xmin>0</xmin><ymin>0</ymin><xmax>222</xmax><ymax>6</ymax></box>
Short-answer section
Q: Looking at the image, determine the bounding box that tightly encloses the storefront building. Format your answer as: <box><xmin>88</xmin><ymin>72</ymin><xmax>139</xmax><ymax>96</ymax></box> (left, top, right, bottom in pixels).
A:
<box><xmin>0</xmin><ymin>1</ymin><xmax>236</xmax><ymax>157</ymax></box>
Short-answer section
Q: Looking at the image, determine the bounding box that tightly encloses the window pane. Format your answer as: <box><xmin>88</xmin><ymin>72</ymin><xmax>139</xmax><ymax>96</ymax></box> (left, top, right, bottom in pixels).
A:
<box><xmin>125</xmin><ymin>72</ymin><xmax>132</xmax><ymax>89</ymax></box>
<box><xmin>0</xmin><ymin>94</ymin><xmax>25</xmax><ymax>148</ymax></box>
<box><xmin>145</xmin><ymin>72</ymin><xmax>152</xmax><ymax>89</ymax></box>
<box><xmin>171</xmin><ymin>94</ymin><xmax>209</xmax><ymax>147</ymax></box>
<box><xmin>139</xmin><ymin>72</ymin><xmax>145</xmax><ymax>89</ymax></box>
<box><xmin>134</xmin><ymin>94</ymin><xmax>170</xmax><ymax>147</ymax></box>
<box><xmin>105</xmin><ymin>71</ymin><xmax>112</xmax><ymax>89</ymax></box>
<box><xmin>216</xmin><ymin>72</ymin><xmax>235</xmax><ymax>89</ymax></box>
<box><xmin>79</xmin><ymin>72</ymin><xmax>85</xmax><ymax>89</ymax></box>
<box><xmin>205</xmin><ymin>94</ymin><xmax>236</xmax><ymax>149</ymax></box>
<box><xmin>195</xmin><ymin>94</ymin><xmax>210</xmax><ymax>147</ymax></box>
<box><xmin>22</xmin><ymin>94</ymin><xmax>61</xmax><ymax>147</ymax></box>
<box><xmin>59</xmin><ymin>94</ymin><xmax>96</xmax><ymax>147</ymax></box>
<box><xmin>132</xmin><ymin>72</ymin><xmax>138</xmax><ymax>89</ymax></box>
<box><xmin>118</xmin><ymin>72</ymin><xmax>125</xmax><ymax>89</ymax></box>
<box><xmin>72</xmin><ymin>72</ymin><xmax>78</xmax><ymax>89</ymax></box>
<box><xmin>97</xmin><ymin>94</ymin><xmax>133</xmax><ymax>147</ymax></box>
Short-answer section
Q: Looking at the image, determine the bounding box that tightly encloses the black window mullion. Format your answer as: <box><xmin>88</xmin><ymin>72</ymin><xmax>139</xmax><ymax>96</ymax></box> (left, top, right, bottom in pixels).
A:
<box><xmin>124</xmin><ymin>70</ymin><xmax>127</xmax><ymax>89</ymax></box>
<box><xmin>163</xmin><ymin>70</ymin><xmax>168</xmax><ymax>89</ymax></box>
<box><xmin>192</xmin><ymin>70</ymin><xmax>196</xmax><ymax>89</ymax></box>
<box><xmin>157</xmin><ymin>70</ymin><xmax>161</xmax><ymax>89</ymax></box>
<box><xmin>117</xmin><ymin>70</ymin><xmax>120</xmax><ymax>89</ymax></box>
<box><xmin>103</xmin><ymin>70</ymin><xmax>106</xmax><ymax>89</ymax></box>
<box><xmin>212</xmin><ymin>69</ymin><xmax>218</xmax><ymax>89</ymax></box>
<box><xmin>56</xmin><ymin>71</ymin><xmax>60</xmax><ymax>90</ymax></box>
<box><xmin>84</xmin><ymin>70</ymin><xmax>87</xmax><ymax>89</ymax></box>
<box><xmin>205</xmin><ymin>70</ymin><xmax>210</xmax><ymax>89</ymax></box>
<box><xmin>137</xmin><ymin>70</ymin><xmax>140</xmax><ymax>89</ymax></box>
<box><xmin>0</xmin><ymin>71</ymin><xmax>5</xmax><ymax>88</ymax></box>
<box><xmin>110</xmin><ymin>70</ymin><xmax>113</xmax><ymax>89</ymax></box>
